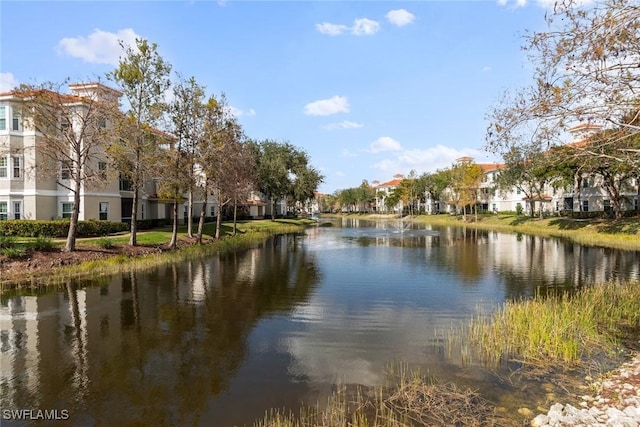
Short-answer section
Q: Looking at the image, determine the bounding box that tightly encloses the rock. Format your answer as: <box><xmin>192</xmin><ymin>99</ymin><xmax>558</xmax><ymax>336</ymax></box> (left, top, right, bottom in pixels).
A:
<box><xmin>531</xmin><ymin>413</ymin><xmax>549</xmax><ymax>426</ymax></box>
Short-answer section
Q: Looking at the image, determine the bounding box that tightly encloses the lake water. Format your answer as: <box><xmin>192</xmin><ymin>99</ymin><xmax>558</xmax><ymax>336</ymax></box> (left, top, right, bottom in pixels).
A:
<box><xmin>1</xmin><ymin>218</ymin><xmax>639</xmax><ymax>426</ymax></box>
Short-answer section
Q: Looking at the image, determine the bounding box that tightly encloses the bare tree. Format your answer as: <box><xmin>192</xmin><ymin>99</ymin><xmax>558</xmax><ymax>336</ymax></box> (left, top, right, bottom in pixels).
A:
<box><xmin>14</xmin><ymin>80</ymin><xmax>119</xmax><ymax>251</ymax></box>
<box><xmin>486</xmin><ymin>0</ymin><xmax>640</xmax><ymax>168</ymax></box>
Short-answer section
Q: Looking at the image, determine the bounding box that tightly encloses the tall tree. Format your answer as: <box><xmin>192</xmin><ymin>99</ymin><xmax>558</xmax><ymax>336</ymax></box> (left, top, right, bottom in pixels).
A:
<box><xmin>161</xmin><ymin>75</ymin><xmax>206</xmax><ymax>248</ymax></box>
<box><xmin>252</xmin><ymin>140</ymin><xmax>323</xmax><ymax>220</ymax></box>
<box><xmin>108</xmin><ymin>38</ymin><xmax>172</xmax><ymax>246</ymax></box>
<box><xmin>14</xmin><ymin>81</ymin><xmax>118</xmax><ymax>251</ymax></box>
<box><xmin>423</xmin><ymin>169</ymin><xmax>451</xmax><ymax>214</ymax></box>
<box><xmin>447</xmin><ymin>161</ymin><xmax>483</xmax><ymax>221</ymax></box>
<box><xmin>486</xmin><ymin>0</ymin><xmax>640</xmax><ymax>169</ymax></box>
<box><xmin>496</xmin><ymin>146</ymin><xmax>554</xmax><ymax>219</ymax></box>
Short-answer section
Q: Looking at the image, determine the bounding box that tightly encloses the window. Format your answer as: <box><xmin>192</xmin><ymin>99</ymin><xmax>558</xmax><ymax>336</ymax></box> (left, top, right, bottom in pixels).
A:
<box><xmin>0</xmin><ymin>202</ymin><xmax>7</xmax><ymax>220</ymax></box>
<box><xmin>12</xmin><ymin>110</ymin><xmax>20</xmax><ymax>131</ymax></box>
<box><xmin>62</xmin><ymin>202</ymin><xmax>74</xmax><ymax>219</ymax></box>
<box><xmin>516</xmin><ymin>188</ymin><xmax>521</xmax><ymax>195</ymax></box>
<box><xmin>0</xmin><ymin>106</ymin><xmax>6</xmax><ymax>130</ymax></box>
<box><xmin>13</xmin><ymin>201</ymin><xmax>21</xmax><ymax>220</ymax></box>
<box><xmin>119</xmin><ymin>174</ymin><xmax>133</xmax><ymax>191</ymax></box>
<box><xmin>12</xmin><ymin>157</ymin><xmax>21</xmax><ymax>179</ymax></box>
<box><xmin>140</xmin><ymin>204</ymin><xmax>145</xmax><ymax>220</ymax></box>
<box><xmin>98</xmin><ymin>161</ymin><xmax>107</xmax><ymax>179</ymax></box>
<box><xmin>60</xmin><ymin>161</ymin><xmax>72</xmax><ymax>180</ymax></box>
<box><xmin>0</xmin><ymin>157</ymin><xmax>6</xmax><ymax>178</ymax></box>
<box><xmin>582</xmin><ymin>200</ymin><xmax>589</xmax><ymax>212</ymax></box>
<box><xmin>603</xmin><ymin>199</ymin><xmax>611</xmax><ymax>212</ymax></box>
<box><xmin>99</xmin><ymin>202</ymin><xmax>108</xmax><ymax>220</ymax></box>
<box><xmin>98</xmin><ymin>117</ymin><xmax>107</xmax><ymax>128</ymax></box>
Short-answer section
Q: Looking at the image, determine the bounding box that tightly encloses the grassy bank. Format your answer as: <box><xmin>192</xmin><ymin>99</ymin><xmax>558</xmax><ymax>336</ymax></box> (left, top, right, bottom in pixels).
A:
<box><xmin>327</xmin><ymin>212</ymin><xmax>640</xmax><ymax>251</ymax></box>
<box><xmin>0</xmin><ymin>218</ymin><xmax>314</xmax><ymax>291</ymax></box>
<box><xmin>468</xmin><ymin>281</ymin><xmax>640</xmax><ymax>365</ymax></box>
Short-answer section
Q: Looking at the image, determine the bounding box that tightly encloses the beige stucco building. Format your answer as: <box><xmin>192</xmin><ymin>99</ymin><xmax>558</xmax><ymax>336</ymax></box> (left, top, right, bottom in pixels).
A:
<box><xmin>0</xmin><ymin>82</ymin><xmax>223</xmax><ymax>224</ymax></box>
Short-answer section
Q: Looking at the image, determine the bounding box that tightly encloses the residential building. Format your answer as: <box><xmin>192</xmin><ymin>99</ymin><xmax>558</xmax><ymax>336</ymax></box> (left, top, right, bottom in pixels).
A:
<box><xmin>0</xmin><ymin>82</ymin><xmax>220</xmax><ymax>223</ymax></box>
<box><xmin>373</xmin><ymin>174</ymin><xmax>404</xmax><ymax>213</ymax></box>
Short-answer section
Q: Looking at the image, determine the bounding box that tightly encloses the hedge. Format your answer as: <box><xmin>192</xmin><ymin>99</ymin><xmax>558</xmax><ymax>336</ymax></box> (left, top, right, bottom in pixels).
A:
<box><xmin>0</xmin><ymin>219</ymin><xmax>128</xmax><ymax>238</ymax></box>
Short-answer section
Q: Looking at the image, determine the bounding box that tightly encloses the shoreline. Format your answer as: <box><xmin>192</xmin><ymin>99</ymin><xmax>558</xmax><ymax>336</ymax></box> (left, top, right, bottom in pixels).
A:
<box><xmin>531</xmin><ymin>352</ymin><xmax>640</xmax><ymax>426</ymax></box>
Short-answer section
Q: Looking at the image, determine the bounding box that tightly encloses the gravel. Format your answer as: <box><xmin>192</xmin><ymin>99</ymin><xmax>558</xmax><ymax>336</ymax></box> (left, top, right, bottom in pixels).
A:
<box><xmin>530</xmin><ymin>353</ymin><xmax>640</xmax><ymax>427</ymax></box>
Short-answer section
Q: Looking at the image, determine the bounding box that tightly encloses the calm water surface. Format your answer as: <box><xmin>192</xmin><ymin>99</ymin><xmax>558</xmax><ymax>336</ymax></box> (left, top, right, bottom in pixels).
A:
<box><xmin>1</xmin><ymin>218</ymin><xmax>639</xmax><ymax>426</ymax></box>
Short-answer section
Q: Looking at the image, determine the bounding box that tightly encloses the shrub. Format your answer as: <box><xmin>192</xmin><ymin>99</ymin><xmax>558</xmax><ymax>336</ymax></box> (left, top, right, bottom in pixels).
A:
<box><xmin>0</xmin><ymin>219</ymin><xmax>128</xmax><ymax>238</ymax></box>
<box><xmin>96</xmin><ymin>237</ymin><xmax>114</xmax><ymax>249</ymax></box>
<box><xmin>29</xmin><ymin>236</ymin><xmax>54</xmax><ymax>251</ymax></box>
<box><xmin>0</xmin><ymin>235</ymin><xmax>16</xmax><ymax>249</ymax></box>
<box><xmin>1</xmin><ymin>247</ymin><xmax>25</xmax><ymax>259</ymax></box>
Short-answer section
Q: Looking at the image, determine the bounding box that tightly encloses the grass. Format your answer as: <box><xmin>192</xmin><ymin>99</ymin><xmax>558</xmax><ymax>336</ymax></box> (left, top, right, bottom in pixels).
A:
<box><xmin>401</xmin><ymin>213</ymin><xmax>640</xmax><ymax>251</ymax></box>
<box><xmin>467</xmin><ymin>281</ymin><xmax>640</xmax><ymax>366</ymax></box>
<box><xmin>254</xmin><ymin>367</ymin><xmax>513</xmax><ymax>427</ymax></box>
<box><xmin>0</xmin><ymin>218</ymin><xmax>314</xmax><ymax>290</ymax></box>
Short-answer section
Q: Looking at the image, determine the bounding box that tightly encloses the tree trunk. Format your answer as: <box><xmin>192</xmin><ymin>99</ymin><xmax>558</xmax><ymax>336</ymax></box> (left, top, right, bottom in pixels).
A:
<box><xmin>271</xmin><ymin>198</ymin><xmax>276</xmax><ymax>221</ymax></box>
<box><xmin>215</xmin><ymin>199</ymin><xmax>223</xmax><ymax>239</ymax></box>
<box><xmin>129</xmin><ymin>185</ymin><xmax>139</xmax><ymax>246</ymax></box>
<box><xmin>169</xmin><ymin>200</ymin><xmax>178</xmax><ymax>250</ymax></box>
<box><xmin>187</xmin><ymin>189</ymin><xmax>194</xmax><ymax>238</ymax></box>
<box><xmin>233</xmin><ymin>201</ymin><xmax>238</xmax><ymax>236</ymax></box>
<box><xmin>196</xmin><ymin>194</ymin><xmax>207</xmax><ymax>244</ymax></box>
<box><xmin>65</xmin><ymin>176</ymin><xmax>82</xmax><ymax>252</ymax></box>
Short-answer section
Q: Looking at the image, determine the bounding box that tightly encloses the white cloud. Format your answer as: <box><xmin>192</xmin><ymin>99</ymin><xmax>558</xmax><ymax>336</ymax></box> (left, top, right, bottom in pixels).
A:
<box><xmin>372</xmin><ymin>145</ymin><xmax>484</xmax><ymax>174</ymax></box>
<box><xmin>352</xmin><ymin>18</ymin><xmax>380</xmax><ymax>36</ymax></box>
<box><xmin>385</xmin><ymin>9</ymin><xmax>415</xmax><ymax>27</ymax></box>
<box><xmin>57</xmin><ymin>28</ymin><xmax>140</xmax><ymax>65</ymax></box>
<box><xmin>341</xmin><ymin>149</ymin><xmax>358</xmax><ymax>158</ymax></box>
<box><xmin>369</xmin><ymin>136</ymin><xmax>402</xmax><ymax>153</ymax></box>
<box><xmin>316</xmin><ymin>22</ymin><xmax>349</xmax><ymax>36</ymax></box>
<box><xmin>316</xmin><ymin>18</ymin><xmax>380</xmax><ymax>37</ymax></box>
<box><xmin>324</xmin><ymin>120</ymin><xmax>364</xmax><ymax>130</ymax></box>
<box><xmin>481</xmin><ymin>66</ymin><xmax>492</xmax><ymax>72</ymax></box>
<box><xmin>0</xmin><ymin>72</ymin><xmax>18</xmax><ymax>92</ymax></box>
<box><xmin>227</xmin><ymin>106</ymin><xmax>256</xmax><ymax>118</ymax></box>
<box><xmin>304</xmin><ymin>96</ymin><xmax>349</xmax><ymax>116</ymax></box>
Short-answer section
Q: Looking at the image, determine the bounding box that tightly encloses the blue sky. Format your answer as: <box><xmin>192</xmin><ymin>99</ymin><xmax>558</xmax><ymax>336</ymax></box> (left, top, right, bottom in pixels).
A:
<box><xmin>1</xmin><ymin>1</ymin><xmax>551</xmax><ymax>194</ymax></box>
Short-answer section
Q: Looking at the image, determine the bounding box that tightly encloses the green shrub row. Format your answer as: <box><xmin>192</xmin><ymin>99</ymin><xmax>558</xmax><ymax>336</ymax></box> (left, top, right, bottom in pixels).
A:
<box><xmin>0</xmin><ymin>220</ymin><xmax>128</xmax><ymax>238</ymax></box>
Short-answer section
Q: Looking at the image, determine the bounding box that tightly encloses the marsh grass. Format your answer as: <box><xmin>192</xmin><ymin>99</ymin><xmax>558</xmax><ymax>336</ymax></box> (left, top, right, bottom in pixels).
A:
<box><xmin>254</xmin><ymin>368</ymin><xmax>514</xmax><ymax>427</ymax></box>
<box><xmin>468</xmin><ymin>281</ymin><xmax>640</xmax><ymax>366</ymax></box>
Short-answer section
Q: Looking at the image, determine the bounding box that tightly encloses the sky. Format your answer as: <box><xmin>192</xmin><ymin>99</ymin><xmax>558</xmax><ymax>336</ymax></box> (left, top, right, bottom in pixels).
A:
<box><xmin>0</xmin><ymin>0</ymin><xmax>553</xmax><ymax>194</ymax></box>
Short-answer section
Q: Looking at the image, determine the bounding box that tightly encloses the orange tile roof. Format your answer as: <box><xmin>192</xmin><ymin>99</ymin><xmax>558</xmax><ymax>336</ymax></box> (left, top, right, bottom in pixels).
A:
<box><xmin>376</xmin><ymin>178</ymin><xmax>403</xmax><ymax>188</ymax></box>
<box><xmin>478</xmin><ymin>163</ymin><xmax>505</xmax><ymax>172</ymax></box>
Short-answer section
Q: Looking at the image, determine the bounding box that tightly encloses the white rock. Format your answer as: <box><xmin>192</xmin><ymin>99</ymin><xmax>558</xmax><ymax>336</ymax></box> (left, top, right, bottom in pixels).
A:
<box><xmin>530</xmin><ymin>413</ymin><xmax>549</xmax><ymax>427</ymax></box>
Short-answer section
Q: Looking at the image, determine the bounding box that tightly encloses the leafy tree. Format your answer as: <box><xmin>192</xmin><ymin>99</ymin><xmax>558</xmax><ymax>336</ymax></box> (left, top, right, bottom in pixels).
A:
<box><xmin>161</xmin><ymin>75</ymin><xmax>205</xmax><ymax>249</ymax></box>
<box><xmin>14</xmin><ymin>81</ymin><xmax>118</xmax><ymax>251</ymax></box>
<box><xmin>108</xmin><ymin>38</ymin><xmax>172</xmax><ymax>246</ymax></box>
<box><xmin>251</xmin><ymin>140</ymin><xmax>323</xmax><ymax>220</ymax></box>
<box><xmin>446</xmin><ymin>161</ymin><xmax>483</xmax><ymax>221</ymax></box>
<box><xmin>355</xmin><ymin>180</ymin><xmax>376</xmax><ymax>212</ymax></box>
<box><xmin>422</xmin><ymin>169</ymin><xmax>451</xmax><ymax>214</ymax></box>
<box><xmin>496</xmin><ymin>146</ymin><xmax>554</xmax><ymax>219</ymax></box>
<box><xmin>198</xmin><ymin>96</ymin><xmax>245</xmax><ymax>239</ymax></box>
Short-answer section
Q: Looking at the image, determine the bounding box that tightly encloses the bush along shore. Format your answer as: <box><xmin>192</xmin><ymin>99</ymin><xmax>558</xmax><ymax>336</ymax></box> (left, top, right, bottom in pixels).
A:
<box><xmin>0</xmin><ymin>218</ymin><xmax>315</xmax><ymax>292</ymax></box>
